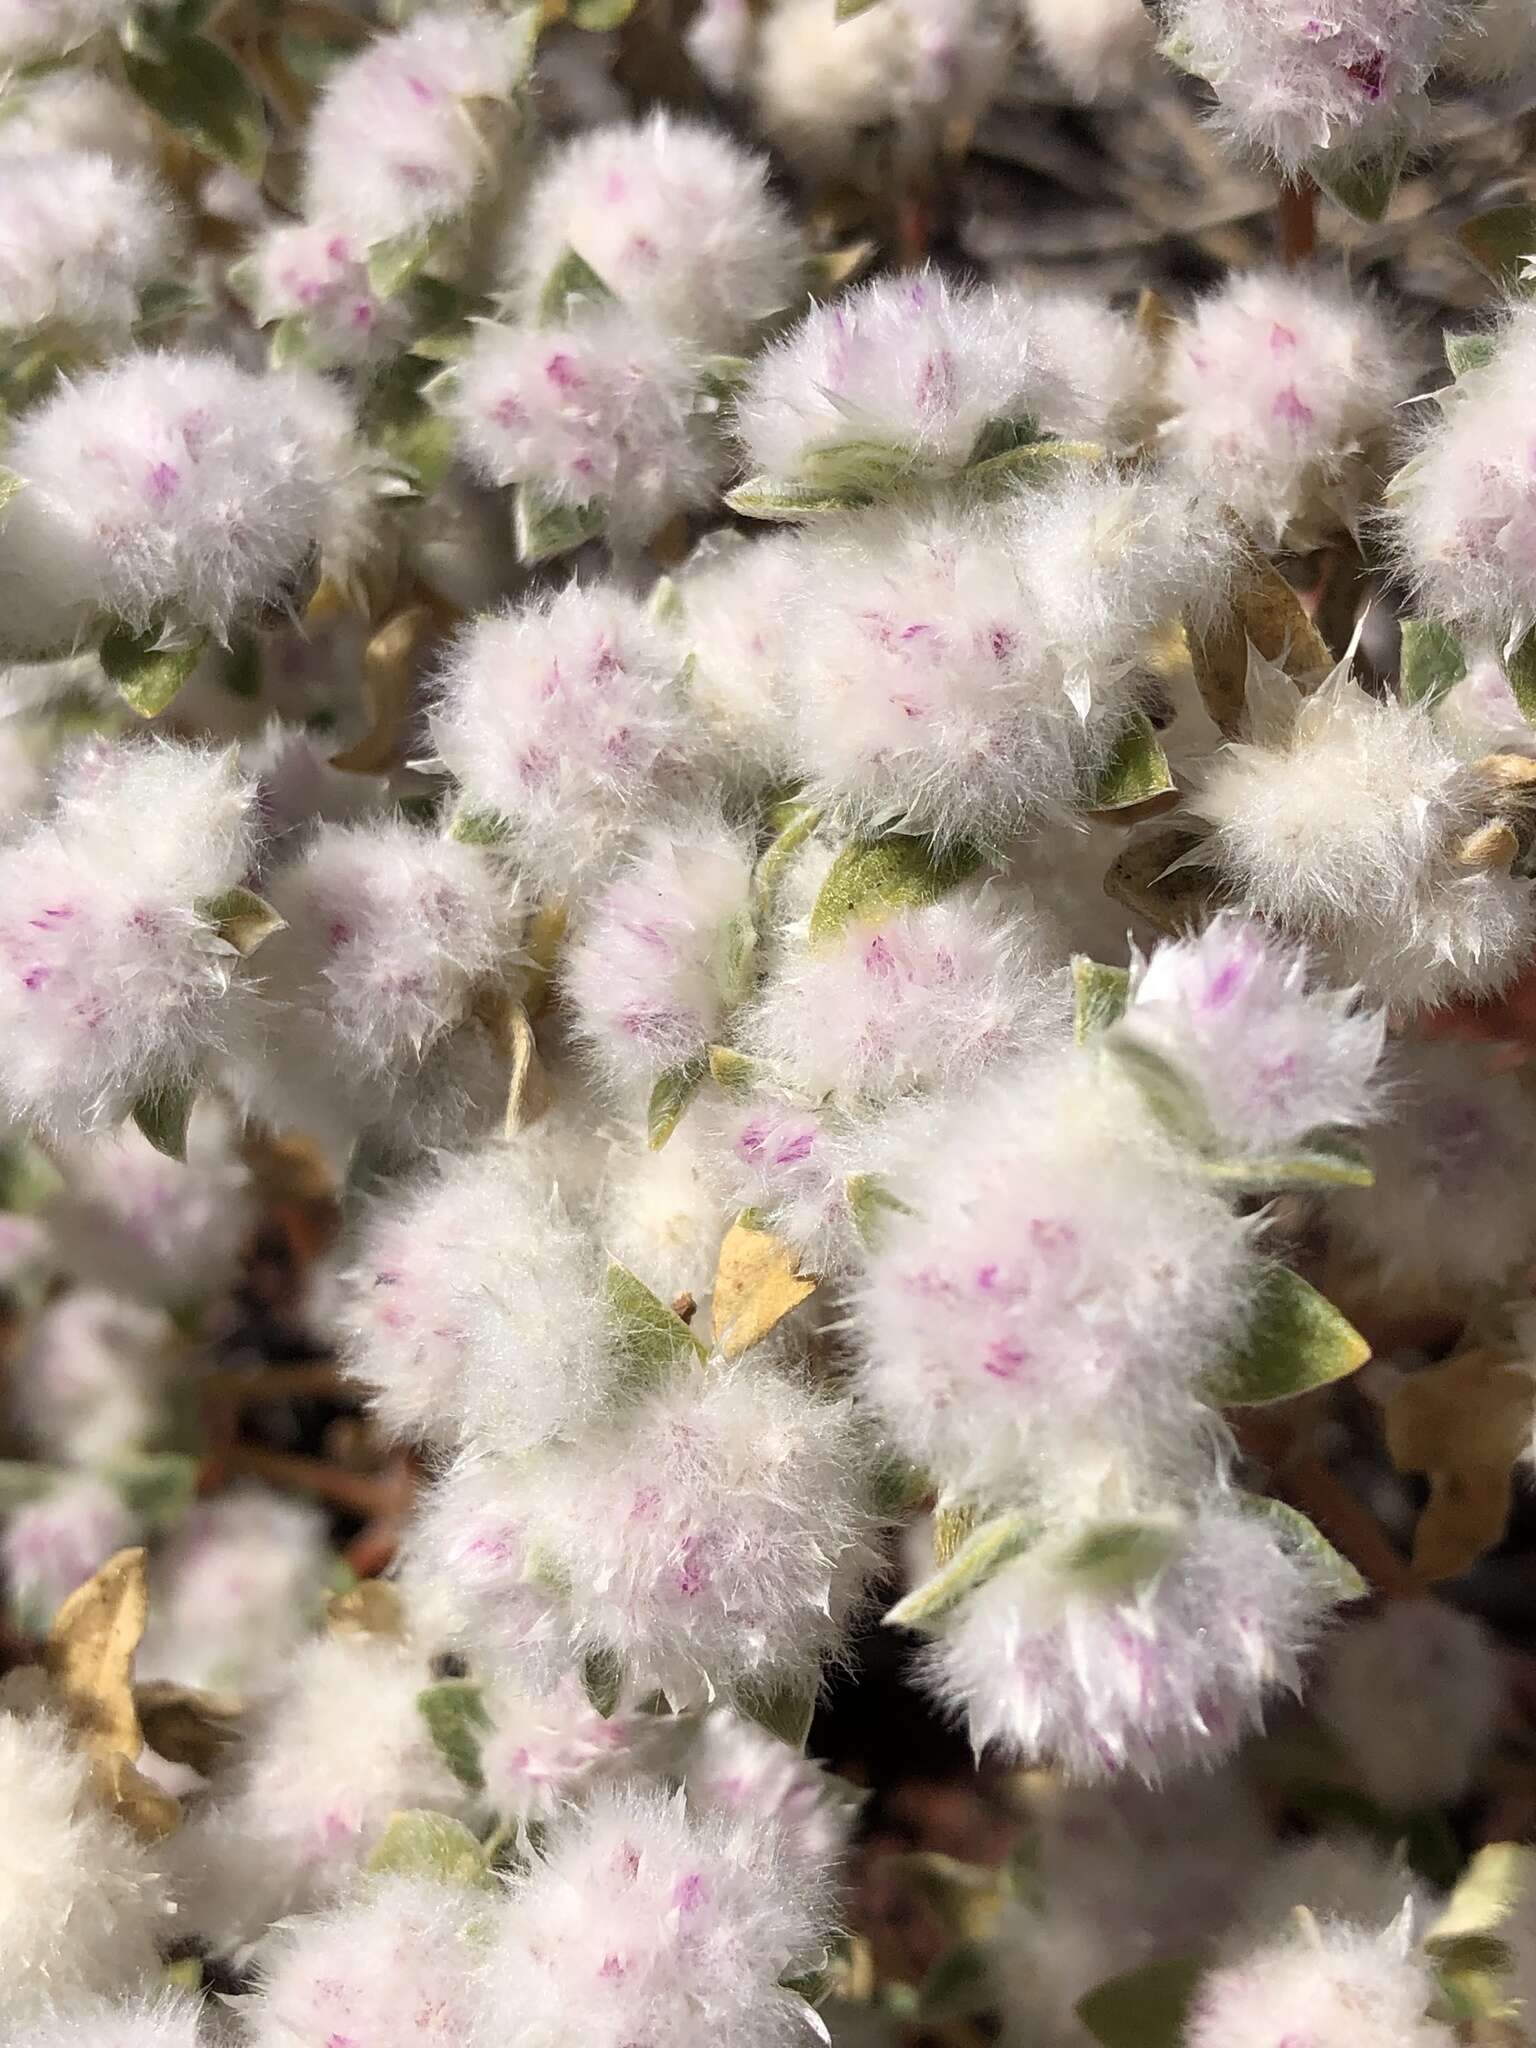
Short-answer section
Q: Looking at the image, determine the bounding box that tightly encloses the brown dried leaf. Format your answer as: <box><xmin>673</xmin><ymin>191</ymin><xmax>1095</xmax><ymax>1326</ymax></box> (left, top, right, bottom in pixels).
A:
<box><xmin>1103</xmin><ymin>824</ymin><xmax>1224</xmax><ymax>937</ymax></box>
<box><xmin>711</xmin><ymin>1220</ymin><xmax>817</xmax><ymax>1359</ymax></box>
<box><xmin>89</xmin><ymin>1752</ymin><xmax>182</xmax><ymax>1840</ymax></box>
<box><xmin>472</xmin><ymin>988</ymin><xmax>553</xmax><ymax>1134</ymax></box>
<box><xmin>330</xmin><ymin>602</ymin><xmax>433</xmax><ymax>774</ymax></box>
<box><xmin>135</xmin><ymin>1681</ymin><xmax>244</xmax><ymax>1775</ymax></box>
<box><xmin>327</xmin><ymin>1579</ymin><xmax>406</xmax><ymax>1639</ymax></box>
<box><xmin>1186</xmin><ymin>525</ymin><xmax>1333</xmax><ymax>737</ymax></box>
<box><xmin>1385</xmin><ymin>1346</ymin><xmax>1536</xmax><ymax>1583</ymax></box>
<box><xmin>44</xmin><ymin>1547</ymin><xmax>149</xmax><ymax>1763</ymax></box>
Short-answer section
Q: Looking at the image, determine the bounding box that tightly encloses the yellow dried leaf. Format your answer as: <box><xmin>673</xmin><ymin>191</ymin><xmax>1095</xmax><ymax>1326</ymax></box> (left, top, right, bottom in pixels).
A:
<box><xmin>327</xmin><ymin>1579</ymin><xmax>406</xmax><ymax>1639</ymax></box>
<box><xmin>44</xmin><ymin>1547</ymin><xmax>149</xmax><ymax>1762</ymax></box>
<box><xmin>472</xmin><ymin>988</ymin><xmax>553</xmax><ymax>1134</ymax></box>
<box><xmin>1186</xmin><ymin>523</ymin><xmax>1332</xmax><ymax>737</ymax></box>
<box><xmin>1385</xmin><ymin>1346</ymin><xmax>1536</xmax><ymax>1583</ymax></box>
<box><xmin>135</xmin><ymin>1681</ymin><xmax>244</xmax><ymax>1775</ymax></box>
<box><xmin>90</xmin><ymin>1752</ymin><xmax>182</xmax><ymax>1841</ymax></box>
<box><xmin>711</xmin><ymin>1220</ymin><xmax>817</xmax><ymax>1359</ymax></box>
<box><xmin>1103</xmin><ymin>824</ymin><xmax>1224</xmax><ymax>937</ymax></box>
<box><xmin>331</xmin><ymin>602</ymin><xmax>433</xmax><ymax>775</ymax></box>
<box><xmin>933</xmin><ymin>1503</ymin><xmax>977</xmax><ymax>1565</ymax></box>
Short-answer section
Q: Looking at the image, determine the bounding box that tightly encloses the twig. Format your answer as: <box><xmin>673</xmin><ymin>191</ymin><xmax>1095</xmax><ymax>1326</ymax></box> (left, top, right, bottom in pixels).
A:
<box><xmin>217</xmin><ymin>1445</ymin><xmax>403</xmax><ymax>1519</ymax></box>
<box><xmin>1278</xmin><ymin>175</ymin><xmax>1318</xmax><ymax>266</ymax></box>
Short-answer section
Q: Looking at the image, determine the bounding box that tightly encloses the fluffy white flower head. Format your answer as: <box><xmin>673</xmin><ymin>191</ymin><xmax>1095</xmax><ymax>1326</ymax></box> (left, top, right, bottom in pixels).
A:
<box><xmin>677</xmin><ymin>533</ymin><xmax>803</xmax><ymax>787</ymax></box>
<box><xmin>9</xmin><ymin>1288</ymin><xmax>172</xmax><ymax>1465</ymax></box>
<box><xmin>509</xmin><ymin>112</ymin><xmax>804</xmax><ymax>351</ymax></box>
<box><xmin>683</xmin><ymin>1711</ymin><xmax>856</xmax><ymax>1872</ymax></box>
<box><xmin>1018</xmin><ymin>0</ymin><xmax>1155</xmax><ymax>100</ymax></box>
<box><xmin>1184</xmin><ymin>1915</ymin><xmax>1454</xmax><ymax>2048</ymax></box>
<box><xmin>2</xmin><ymin>1473</ymin><xmax>137</xmax><ymax>1631</ymax></box>
<box><xmin>13</xmin><ymin>1996</ymin><xmax>205</xmax><ymax>2048</ymax></box>
<box><xmin>244</xmin><ymin>221</ymin><xmax>411</xmax><ymax>367</ymax></box>
<box><xmin>0</xmin><ymin>151</ymin><xmax>178</xmax><ymax>344</ymax></box>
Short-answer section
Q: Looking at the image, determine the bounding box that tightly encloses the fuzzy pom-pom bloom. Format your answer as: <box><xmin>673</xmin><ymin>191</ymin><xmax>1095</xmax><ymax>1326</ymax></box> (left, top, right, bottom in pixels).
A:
<box><xmin>1190</xmin><ymin>658</ymin><xmax>1536</xmax><ymax>1012</ymax></box>
<box><xmin>733</xmin><ymin>273</ymin><xmax>1138</xmax><ymax>491</ymax></box>
<box><xmin>1018</xmin><ymin>0</ymin><xmax>1155</xmax><ymax>100</ymax></box>
<box><xmin>694</xmin><ymin>1088</ymin><xmax>873</xmax><ymax>1275</ymax></box>
<box><xmin>565</xmin><ymin>812</ymin><xmax>756</xmax><ymax>1099</ymax></box>
<box><xmin>600</xmin><ymin>1127</ymin><xmax>731</xmax><ymax>1313</ymax></box>
<box><xmin>484</xmin><ymin>1782</ymin><xmax>833</xmax><ymax>2048</ymax></box>
<box><xmin>449</xmin><ymin>310</ymin><xmax>728</xmax><ymax>548</ymax></box>
<box><xmin>0</xmin><ymin>353</ymin><xmax>364</xmax><ymax>655</ymax></box>
<box><xmin>0</xmin><ymin>1710</ymin><xmax>168</xmax><ymax>2015</ymax></box>
<box><xmin>1162</xmin><ymin>0</ymin><xmax>1458</xmax><ymax>176</ymax></box>
<box><xmin>1120</xmin><ymin>916</ymin><xmax>1385</xmax><ymax>1157</ymax></box>
<box><xmin>1184</xmin><ymin>1914</ymin><xmax>1454</xmax><ymax>2048</ymax></box>
<box><xmin>923</xmin><ymin>1495</ymin><xmax>1336</xmax><ymax>1780</ymax></box>
<box><xmin>302</xmin><ymin>6</ymin><xmax>532</xmax><ymax>248</ymax></box>
<box><xmin>0</xmin><ymin>73</ymin><xmax>157</xmax><ymax>168</ymax></box>
<box><xmin>446</xmin><ymin>1359</ymin><xmax>878</xmax><ymax>1709</ymax></box>
<box><xmin>1</xmin><ymin>1473</ymin><xmax>137</xmax><ymax>1631</ymax></box>
<box><xmin>9</xmin><ymin>1288</ymin><xmax>172</xmax><ymax>1465</ymax></box>
<box><xmin>341</xmin><ymin>1141</ymin><xmax>611</xmax><ymax>1453</ymax></box>
<box><xmin>0</xmin><ymin>151</ymin><xmax>178</xmax><ymax>345</ymax></box>
<box><xmin>777</xmin><ymin>475</ymin><xmax>1227</xmax><ymax>849</ymax></box>
<box><xmin>241</xmin><ymin>222</ymin><xmax>410</xmax><ymax>367</ymax></box>
<box><xmin>247</xmin><ymin>1874</ymin><xmax>493</xmax><ymax>2048</ymax></box>
<box><xmin>479</xmin><ymin>1673</ymin><xmax>642</xmax><ymax>1823</ymax></box>
<box><xmin>1162</xmin><ymin>269</ymin><xmax>1410</xmax><ymax>546</ymax></box>
<box><xmin>853</xmin><ymin>1050</ymin><xmax>1255</xmax><ymax>1503</ymax></box>
<box><xmin>12</xmin><ymin>1996</ymin><xmax>206</xmax><ymax>2048</ymax></box>
<box><xmin>683</xmin><ymin>1711</ymin><xmax>856</xmax><ymax>1873</ymax></box>
<box><xmin>1312</xmin><ymin>1599</ymin><xmax>1503</xmax><ymax>1813</ymax></box>
<box><xmin>676</xmin><ymin>533</ymin><xmax>802</xmax><ymax>787</ymax></box>
<box><xmin>431</xmin><ymin>584</ymin><xmax>696</xmax><ymax>895</ymax></box>
<box><xmin>0</xmin><ymin>741</ymin><xmax>258</xmax><ymax>1132</ymax></box>
<box><xmin>508</xmin><ymin>112</ymin><xmax>804</xmax><ymax>351</ymax></box>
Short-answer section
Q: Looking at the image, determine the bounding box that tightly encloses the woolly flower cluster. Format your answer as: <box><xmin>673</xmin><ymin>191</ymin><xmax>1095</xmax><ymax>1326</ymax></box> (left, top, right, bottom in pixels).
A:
<box><xmin>1184</xmin><ymin>1915</ymin><xmax>1454</xmax><ymax>2048</ymax></box>
<box><xmin>13</xmin><ymin>1998</ymin><xmax>205</xmax><ymax>2048</ymax></box>
<box><xmin>854</xmin><ymin>1047</ymin><xmax>1255</xmax><ymax>1506</ymax></box>
<box><xmin>490</xmin><ymin>1783</ymin><xmax>831</xmax><ymax>2048</ymax></box>
<box><xmin>1393</xmin><ymin>302</ymin><xmax>1536</xmax><ymax>647</ymax></box>
<box><xmin>301</xmin><ymin>6</ymin><xmax>532</xmax><ymax>248</ymax></box>
<box><xmin>506</xmin><ymin>113</ymin><xmax>805</xmax><ymax>353</ymax></box>
<box><xmin>0</xmin><ymin>150</ymin><xmax>177</xmax><ymax>344</ymax></box>
<box><xmin>415</xmin><ymin>1359</ymin><xmax>877</xmax><ymax>1710</ymax></box>
<box><xmin>449</xmin><ymin>309</ymin><xmax>727</xmax><ymax>548</ymax></box>
<box><xmin>676</xmin><ymin>533</ymin><xmax>802</xmax><ymax>785</ymax></box>
<box><xmin>8</xmin><ymin>1288</ymin><xmax>172</xmax><ymax>1465</ymax></box>
<box><xmin>926</xmin><ymin>1496</ymin><xmax>1332</xmax><ymax>1778</ymax></box>
<box><xmin>1162</xmin><ymin>0</ymin><xmax>1458</xmax><ymax>175</ymax></box>
<box><xmin>1191</xmin><ymin>657</ymin><xmax>1536</xmax><ymax>1012</ymax></box>
<box><xmin>431</xmin><ymin>584</ymin><xmax>695</xmax><ymax>894</ymax></box>
<box><xmin>775</xmin><ymin>474</ymin><xmax>1226</xmax><ymax>849</ymax></box>
<box><xmin>1</xmin><ymin>1472</ymin><xmax>136</xmax><ymax>1630</ymax></box>
<box><xmin>340</xmin><ymin>1141</ymin><xmax>610</xmax><ymax>1452</ymax></box>
<box><xmin>0</xmin><ymin>352</ymin><xmax>364</xmax><ymax>656</ymax></box>
<box><xmin>242</xmin><ymin>222</ymin><xmax>410</xmax><ymax>368</ymax></box>
<box><xmin>1163</xmin><ymin>270</ymin><xmax>1410</xmax><ymax>546</ymax></box>
<box><xmin>1018</xmin><ymin>0</ymin><xmax>1155</xmax><ymax>101</ymax></box>
<box><xmin>564</xmin><ymin>811</ymin><xmax>756</xmax><ymax>1100</ymax></box>
<box><xmin>683</xmin><ymin>1711</ymin><xmax>857</xmax><ymax>1871</ymax></box>
<box><xmin>734</xmin><ymin>272</ymin><xmax>1152</xmax><ymax>489</ymax></box>
<box><xmin>479</xmin><ymin>1673</ymin><xmax>642</xmax><ymax>1823</ymax></box>
<box><xmin>0</xmin><ymin>1710</ymin><xmax>167</xmax><ymax>2016</ymax></box>
<box><xmin>0</xmin><ymin>741</ymin><xmax>257</xmax><ymax>1133</ymax></box>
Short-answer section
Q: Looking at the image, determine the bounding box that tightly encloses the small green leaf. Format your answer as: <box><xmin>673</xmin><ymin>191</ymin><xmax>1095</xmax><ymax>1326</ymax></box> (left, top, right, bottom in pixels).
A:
<box><xmin>100</xmin><ymin>621</ymin><xmax>209</xmax><ymax>718</ymax></box>
<box><xmin>752</xmin><ymin>800</ymin><xmax>823</xmax><ymax>925</ymax></box>
<box><xmin>966</xmin><ymin>414</ymin><xmax>1041</xmax><ymax>465</ymax></box>
<box><xmin>514</xmin><ymin>481</ymin><xmax>604</xmax><ymax>565</ymax></box>
<box><xmin>1504</xmin><ymin>626</ymin><xmax>1536</xmax><ymax>724</ymax></box>
<box><xmin>1444</xmin><ymin>332</ymin><xmax>1497</xmax><ymax>381</ymax></box>
<box><xmin>104</xmin><ymin>1451</ymin><xmax>198</xmax><ymax>1530</ymax></box>
<box><xmin>917</xmin><ymin>1941</ymin><xmax>997</xmax><ymax>2023</ymax></box>
<box><xmin>885</xmin><ymin>1511</ymin><xmax>1040</xmax><ymax>1633</ymax></box>
<box><xmin>796</xmin><ymin>437</ymin><xmax>913</xmax><ymax>499</ymax></box>
<box><xmin>648</xmin><ymin>1057</ymin><xmax>707</xmax><ymax>1150</ymax></box>
<box><xmin>834</xmin><ymin>0</ymin><xmax>882</xmax><ymax>17</ymax></box>
<box><xmin>870</xmin><ymin>1455</ymin><xmax>931</xmax><ymax>1516</ymax></box>
<box><xmin>1054</xmin><ymin>1516</ymin><xmax>1181</xmax><ymax>1595</ymax></box>
<box><xmin>1237</xmin><ymin>1493</ymin><xmax>1368</xmax><ymax>1604</ymax></box>
<box><xmin>1089</xmin><ymin>710</ymin><xmax>1174</xmax><ymax>811</ymax></box>
<box><xmin>809</xmin><ymin>831</ymin><xmax>983</xmax><ymax>945</ymax></box>
<box><xmin>367</xmin><ymin>228</ymin><xmax>436</xmax><ymax>301</ymax></box>
<box><xmin>447</xmin><ymin>804</ymin><xmax>512</xmax><ymax>847</ymax></box>
<box><xmin>365</xmin><ymin>1809</ymin><xmax>490</xmax><ymax>1888</ymax></box>
<box><xmin>1428</xmin><ymin>1842</ymin><xmax>1536</xmax><ymax>1955</ymax></box>
<box><xmin>1458</xmin><ymin>203</ymin><xmax>1536</xmax><ymax>293</ymax></box>
<box><xmin>418</xmin><ymin>1679</ymin><xmax>491</xmax><ymax>1791</ymax></box>
<box><xmin>1194</xmin><ymin>1136</ymin><xmax>1374</xmax><ymax>1192</ymax></box>
<box><xmin>136</xmin><ymin>278</ymin><xmax>201</xmax><ymax>332</ymax></box>
<box><xmin>1076</xmin><ymin>1956</ymin><xmax>1204</xmax><ymax>2048</ymax></box>
<box><xmin>220</xmin><ymin>630</ymin><xmax>261</xmax><ymax>700</ymax></box>
<box><xmin>582</xmin><ymin>1646</ymin><xmax>623</xmax><ymax>1718</ymax></box>
<box><xmin>1400</xmin><ymin>618</ymin><xmax>1467</xmax><ymax>708</ymax></box>
<box><xmin>737</xmin><ymin>1675</ymin><xmax>816</xmax><ymax>1751</ymax></box>
<box><xmin>707</xmin><ymin>1044</ymin><xmax>764</xmax><ymax>1097</ymax></box>
<box><xmin>698</xmin><ymin>354</ymin><xmax>750</xmax><ymax>407</ymax></box>
<box><xmin>963</xmin><ymin>438</ymin><xmax>1101</xmax><ymax>499</ymax></box>
<box><xmin>1101</xmin><ymin>1032</ymin><xmax>1220</xmax><ymax>1152</ymax></box>
<box><xmin>0</xmin><ymin>1459</ymin><xmax>59</xmax><ymax>1510</ymax></box>
<box><xmin>131</xmin><ymin>1079</ymin><xmax>195</xmax><ymax>1162</ymax></box>
<box><xmin>1313</xmin><ymin>135</ymin><xmax>1407</xmax><ymax>224</ymax></box>
<box><xmin>0</xmin><ymin>467</ymin><xmax>22</xmax><ymax>515</ymax></box>
<box><xmin>846</xmin><ymin>1172</ymin><xmax>912</xmax><ymax>1249</ymax></box>
<box><xmin>201</xmin><ymin>885</ymin><xmax>285</xmax><ymax>958</ymax></box>
<box><xmin>372</xmin><ymin>394</ymin><xmax>458</xmax><ymax>495</ymax></box>
<box><xmin>122</xmin><ymin>33</ymin><xmax>267</xmax><ymax>181</ymax></box>
<box><xmin>567</xmin><ymin>0</ymin><xmax>636</xmax><ymax>30</ymax></box>
<box><xmin>1072</xmin><ymin>958</ymin><xmax>1130</xmax><ymax>1043</ymax></box>
<box><xmin>713</xmin><ymin>905</ymin><xmax>758</xmax><ymax>1013</ymax></box>
<box><xmin>536</xmin><ymin>245</ymin><xmax>616</xmax><ymax>324</ymax></box>
<box><xmin>1205</xmin><ymin>1264</ymin><xmax>1371</xmax><ymax>1408</ymax></box>
<box><xmin>724</xmin><ymin>476</ymin><xmax>856</xmax><ymax>523</ymax></box>
<box><xmin>603</xmin><ymin>1258</ymin><xmax>706</xmax><ymax>1393</ymax></box>
<box><xmin>0</xmin><ymin>1137</ymin><xmax>64</xmax><ymax>1213</ymax></box>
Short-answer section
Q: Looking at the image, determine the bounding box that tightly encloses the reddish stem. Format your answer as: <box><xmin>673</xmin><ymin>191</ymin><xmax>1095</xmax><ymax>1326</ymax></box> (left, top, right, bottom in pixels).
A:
<box><xmin>1278</xmin><ymin>176</ymin><xmax>1319</xmax><ymax>266</ymax></box>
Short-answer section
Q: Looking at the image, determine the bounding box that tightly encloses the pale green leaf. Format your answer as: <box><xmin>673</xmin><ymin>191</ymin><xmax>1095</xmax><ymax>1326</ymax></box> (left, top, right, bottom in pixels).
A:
<box><xmin>963</xmin><ymin>438</ymin><xmax>1101</xmax><ymax>499</ymax></box>
<box><xmin>100</xmin><ymin>621</ymin><xmax>209</xmax><ymax>718</ymax></box>
<box><xmin>1444</xmin><ymin>332</ymin><xmax>1497</xmax><ymax>380</ymax></box>
<box><xmin>104</xmin><ymin>1452</ymin><xmax>198</xmax><ymax>1530</ymax></box>
<box><xmin>647</xmin><ymin>1056</ymin><xmax>707</xmax><ymax>1150</ymax></box>
<box><xmin>0</xmin><ymin>467</ymin><xmax>22</xmax><ymax>515</ymax></box>
<box><xmin>367</xmin><ymin>229</ymin><xmax>436</xmax><ymax>301</ymax></box>
<box><xmin>603</xmin><ymin>1258</ymin><xmax>706</xmax><ymax>1394</ymax></box>
<box><xmin>724</xmin><ymin>476</ymin><xmax>856</xmax><ymax>522</ymax></box>
<box><xmin>1193</xmin><ymin>1135</ymin><xmax>1374</xmax><ymax>1192</ymax></box>
<box><xmin>582</xmin><ymin>1645</ymin><xmax>623</xmax><ymax>1717</ymax></box>
<box><xmin>447</xmin><ymin>804</ymin><xmax>513</xmax><ymax>846</ymax></box>
<box><xmin>131</xmin><ymin>1079</ymin><xmax>195</xmax><ymax>1162</ymax></box>
<box><xmin>1237</xmin><ymin>1493</ymin><xmax>1368</xmax><ymax>1603</ymax></box>
<box><xmin>737</xmin><ymin>1675</ymin><xmax>817</xmax><ymax>1750</ymax></box>
<box><xmin>122</xmin><ymin>33</ymin><xmax>267</xmax><ymax>180</ymax></box>
<box><xmin>707</xmin><ymin>1044</ymin><xmax>765</xmax><ymax>1096</ymax></box>
<box><xmin>1205</xmin><ymin>1264</ymin><xmax>1371</xmax><ymax>1407</ymax></box>
<box><xmin>418</xmin><ymin>1679</ymin><xmax>491</xmax><ymax>1791</ymax></box>
<box><xmin>1400</xmin><ymin>618</ymin><xmax>1467</xmax><ymax>708</ymax></box>
<box><xmin>753</xmin><ymin>800</ymin><xmax>823</xmax><ymax>925</ymax></box>
<box><xmin>846</xmin><ymin>1172</ymin><xmax>913</xmax><ymax>1249</ymax></box>
<box><xmin>1427</xmin><ymin>1843</ymin><xmax>1536</xmax><ymax>1954</ymax></box>
<box><xmin>1458</xmin><ymin>203</ymin><xmax>1536</xmax><ymax>292</ymax></box>
<box><xmin>1072</xmin><ymin>958</ymin><xmax>1130</xmax><ymax>1043</ymax></box>
<box><xmin>1504</xmin><ymin>626</ymin><xmax>1536</xmax><ymax>724</ymax></box>
<box><xmin>1089</xmin><ymin>710</ymin><xmax>1174</xmax><ymax>810</ymax></box>
<box><xmin>796</xmin><ymin>437</ymin><xmax>913</xmax><ymax>499</ymax></box>
<box><xmin>1313</xmin><ymin>136</ymin><xmax>1407</xmax><ymax>224</ymax></box>
<box><xmin>1100</xmin><ymin>1032</ymin><xmax>1221</xmax><ymax>1152</ymax></box>
<box><xmin>136</xmin><ymin>278</ymin><xmax>201</xmax><ymax>332</ymax></box>
<box><xmin>365</xmin><ymin>1809</ymin><xmax>489</xmax><ymax>1887</ymax></box>
<box><xmin>536</xmin><ymin>245</ymin><xmax>615</xmax><ymax>324</ymax></box>
<box><xmin>713</xmin><ymin>904</ymin><xmax>758</xmax><ymax>1012</ymax></box>
<box><xmin>885</xmin><ymin>1511</ymin><xmax>1040</xmax><ymax>1633</ymax></box>
<box><xmin>514</xmin><ymin>481</ymin><xmax>604</xmax><ymax>564</ymax></box>
<box><xmin>809</xmin><ymin>832</ymin><xmax>983</xmax><ymax>945</ymax></box>
<box><xmin>1076</xmin><ymin>1956</ymin><xmax>1204</xmax><ymax>2048</ymax></box>
<box><xmin>1054</xmin><ymin>1516</ymin><xmax>1181</xmax><ymax>1596</ymax></box>
<box><xmin>200</xmin><ymin>885</ymin><xmax>285</xmax><ymax>958</ymax></box>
